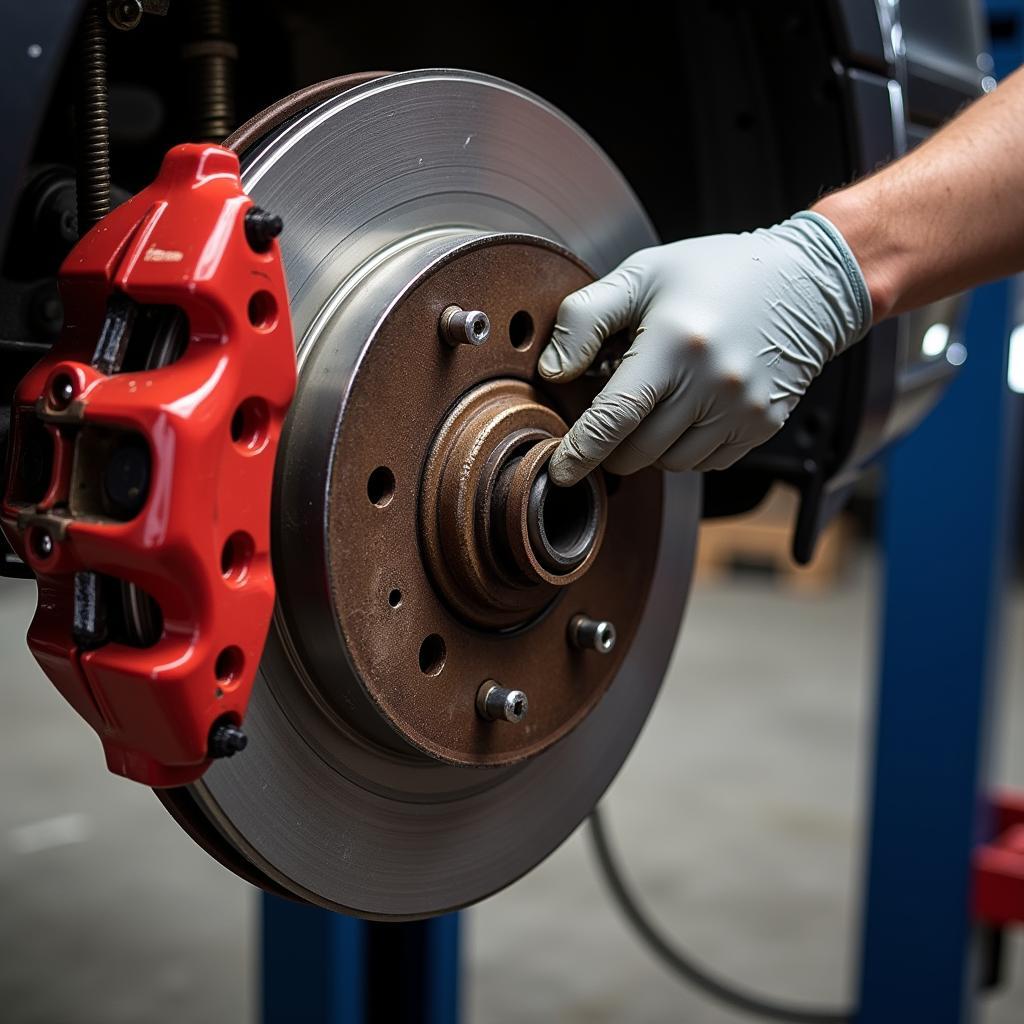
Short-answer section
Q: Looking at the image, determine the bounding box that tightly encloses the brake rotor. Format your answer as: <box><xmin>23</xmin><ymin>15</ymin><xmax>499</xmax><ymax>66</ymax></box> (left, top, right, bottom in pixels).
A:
<box><xmin>159</xmin><ymin>69</ymin><xmax>700</xmax><ymax>919</ymax></box>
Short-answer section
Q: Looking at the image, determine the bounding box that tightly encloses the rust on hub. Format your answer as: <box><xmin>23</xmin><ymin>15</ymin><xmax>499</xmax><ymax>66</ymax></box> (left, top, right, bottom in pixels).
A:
<box><xmin>421</xmin><ymin>380</ymin><xmax>606</xmax><ymax>630</ymax></box>
<box><xmin>302</xmin><ymin>235</ymin><xmax>662</xmax><ymax>767</ymax></box>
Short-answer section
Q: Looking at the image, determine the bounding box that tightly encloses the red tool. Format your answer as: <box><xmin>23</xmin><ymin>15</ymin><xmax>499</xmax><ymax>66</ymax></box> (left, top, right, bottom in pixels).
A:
<box><xmin>974</xmin><ymin>789</ymin><xmax>1024</xmax><ymax>925</ymax></box>
<box><xmin>0</xmin><ymin>144</ymin><xmax>295</xmax><ymax>787</ymax></box>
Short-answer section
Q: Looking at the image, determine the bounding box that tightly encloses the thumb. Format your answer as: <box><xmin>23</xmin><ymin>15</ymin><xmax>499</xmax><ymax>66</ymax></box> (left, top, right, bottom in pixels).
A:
<box><xmin>538</xmin><ymin>264</ymin><xmax>640</xmax><ymax>382</ymax></box>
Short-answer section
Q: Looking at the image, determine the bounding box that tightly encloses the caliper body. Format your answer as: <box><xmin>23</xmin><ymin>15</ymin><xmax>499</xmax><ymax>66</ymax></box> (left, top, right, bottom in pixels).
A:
<box><xmin>1</xmin><ymin>144</ymin><xmax>295</xmax><ymax>786</ymax></box>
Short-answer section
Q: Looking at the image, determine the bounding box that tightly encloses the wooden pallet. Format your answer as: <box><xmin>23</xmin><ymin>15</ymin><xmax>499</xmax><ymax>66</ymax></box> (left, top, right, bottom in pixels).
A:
<box><xmin>695</xmin><ymin>485</ymin><xmax>851</xmax><ymax>594</ymax></box>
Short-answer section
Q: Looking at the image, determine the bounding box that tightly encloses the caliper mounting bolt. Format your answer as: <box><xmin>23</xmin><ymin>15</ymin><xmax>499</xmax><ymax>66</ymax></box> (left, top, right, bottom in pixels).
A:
<box><xmin>33</xmin><ymin>531</ymin><xmax>55</xmax><ymax>560</ymax></box>
<box><xmin>440</xmin><ymin>305</ymin><xmax>491</xmax><ymax>347</ymax></box>
<box><xmin>244</xmin><ymin>207</ymin><xmax>283</xmax><ymax>253</ymax></box>
<box><xmin>208</xmin><ymin>718</ymin><xmax>248</xmax><ymax>758</ymax></box>
<box><xmin>51</xmin><ymin>374</ymin><xmax>75</xmax><ymax>410</ymax></box>
<box><xmin>476</xmin><ymin>680</ymin><xmax>528</xmax><ymax>724</ymax></box>
<box><xmin>570</xmin><ymin>614</ymin><xmax>617</xmax><ymax>654</ymax></box>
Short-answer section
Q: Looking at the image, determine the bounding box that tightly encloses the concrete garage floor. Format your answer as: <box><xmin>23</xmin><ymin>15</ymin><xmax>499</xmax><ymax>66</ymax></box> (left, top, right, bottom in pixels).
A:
<box><xmin>1</xmin><ymin>547</ymin><xmax>1022</xmax><ymax>1023</ymax></box>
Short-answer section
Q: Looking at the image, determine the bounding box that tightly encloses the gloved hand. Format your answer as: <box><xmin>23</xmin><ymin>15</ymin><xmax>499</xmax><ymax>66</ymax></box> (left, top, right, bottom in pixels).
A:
<box><xmin>538</xmin><ymin>211</ymin><xmax>872</xmax><ymax>486</ymax></box>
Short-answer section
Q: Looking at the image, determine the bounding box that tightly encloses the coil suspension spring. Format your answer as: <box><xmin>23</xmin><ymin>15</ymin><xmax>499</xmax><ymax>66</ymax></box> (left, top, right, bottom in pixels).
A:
<box><xmin>184</xmin><ymin>0</ymin><xmax>237</xmax><ymax>141</ymax></box>
<box><xmin>75</xmin><ymin>1</ymin><xmax>112</xmax><ymax>236</ymax></box>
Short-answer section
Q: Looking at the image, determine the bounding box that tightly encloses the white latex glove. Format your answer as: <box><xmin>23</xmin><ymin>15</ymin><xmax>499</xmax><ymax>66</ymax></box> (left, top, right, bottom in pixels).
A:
<box><xmin>538</xmin><ymin>212</ymin><xmax>871</xmax><ymax>485</ymax></box>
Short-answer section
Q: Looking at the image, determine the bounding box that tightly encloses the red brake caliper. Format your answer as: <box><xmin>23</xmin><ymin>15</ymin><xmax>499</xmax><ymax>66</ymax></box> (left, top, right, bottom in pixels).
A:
<box><xmin>0</xmin><ymin>144</ymin><xmax>296</xmax><ymax>786</ymax></box>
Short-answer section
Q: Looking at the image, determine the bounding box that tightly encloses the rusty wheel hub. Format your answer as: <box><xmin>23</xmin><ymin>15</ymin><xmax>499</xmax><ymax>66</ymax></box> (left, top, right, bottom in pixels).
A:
<box><xmin>278</xmin><ymin>235</ymin><xmax>662</xmax><ymax>768</ymax></box>
<box><xmin>422</xmin><ymin>381</ymin><xmax>607</xmax><ymax>628</ymax></box>
<box><xmin>158</xmin><ymin>70</ymin><xmax>701</xmax><ymax>919</ymax></box>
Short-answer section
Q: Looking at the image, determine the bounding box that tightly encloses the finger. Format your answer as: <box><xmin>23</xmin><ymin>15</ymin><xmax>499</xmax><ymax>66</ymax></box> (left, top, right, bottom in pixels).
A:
<box><xmin>548</xmin><ymin>350</ymin><xmax>667</xmax><ymax>486</ymax></box>
<box><xmin>601</xmin><ymin>401</ymin><xmax>691</xmax><ymax>476</ymax></box>
<box><xmin>653</xmin><ymin>422</ymin><xmax>729</xmax><ymax>472</ymax></box>
<box><xmin>538</xmin><ymin>264</ymin><xmax>642</xmax><ymax>382</ymax></box>
<box><xmin>601</xmin><ymin>360</ymin><xmax>704</xmax><ymax>475</ymax></box>
<box><xmin>691</xmin><ymin>442</ymin><xmax>752</xmax><ymax>472</ymax></box>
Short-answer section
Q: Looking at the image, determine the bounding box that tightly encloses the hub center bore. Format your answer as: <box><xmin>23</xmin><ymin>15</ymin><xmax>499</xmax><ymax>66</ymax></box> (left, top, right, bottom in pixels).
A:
<box><xmin>420</xmin><ymin>380</ymin><xmax>607</xmax><ymax>630</ymax></box>
<box><xmin>526</xmin><ymin>458</ymin><xmax>602</xmax><ymax>573</ymax></box>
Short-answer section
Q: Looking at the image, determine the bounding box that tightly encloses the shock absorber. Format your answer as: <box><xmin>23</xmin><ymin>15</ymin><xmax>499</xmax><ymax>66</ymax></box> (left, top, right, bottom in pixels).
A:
<box><xmin>74</xmin><ymin>1</ymin><xmax>112</xmax><ymax>235</ymax></box>
<box><xmin>184</xmin><ymin>0</ymin><xmax>237</xmax><ymax>141</ymax></box>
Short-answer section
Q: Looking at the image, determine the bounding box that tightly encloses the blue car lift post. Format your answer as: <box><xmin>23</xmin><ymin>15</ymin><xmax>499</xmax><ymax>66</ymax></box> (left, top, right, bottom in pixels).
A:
<box><xmin>856</xmin><ymin>4</ymin><xmax>1023</xmax><ymax>1020</ymax></box>
<box><xmin>262</xmin><ymin>898</ymin><xmax>459</xmax><ymax>1023</ymax></box>
<box><xmin>260</xmin><ymin>6</ymin><xmax>1023</xmax><ymax>1021</ymax></box>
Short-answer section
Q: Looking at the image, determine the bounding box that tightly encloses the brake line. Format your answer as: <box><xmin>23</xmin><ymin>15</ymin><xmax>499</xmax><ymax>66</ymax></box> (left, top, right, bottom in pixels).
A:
<box><xmin>588</xmin><ymin>808</ymin><xmax>854</xmax><ymax>1024</ymax></box>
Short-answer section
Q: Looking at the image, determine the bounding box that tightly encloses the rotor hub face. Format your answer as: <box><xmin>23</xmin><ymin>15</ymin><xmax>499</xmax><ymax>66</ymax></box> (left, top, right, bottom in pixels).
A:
<box><xmin>279</xmin><ymin>235</ymin><xmax>660</xmax><ymax>767</ymax></box>
<box><xmin>155</xmin><ymin>69</ymin><xmax>701</xmax><ymax>919</ymax></box>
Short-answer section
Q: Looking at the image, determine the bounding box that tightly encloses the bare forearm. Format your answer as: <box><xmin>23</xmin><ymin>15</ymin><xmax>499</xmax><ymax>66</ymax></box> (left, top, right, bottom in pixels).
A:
<box><xmin>814</xmin><ymin>64</ymin><xmax>1024</xmax><ymax>322</ymax></box>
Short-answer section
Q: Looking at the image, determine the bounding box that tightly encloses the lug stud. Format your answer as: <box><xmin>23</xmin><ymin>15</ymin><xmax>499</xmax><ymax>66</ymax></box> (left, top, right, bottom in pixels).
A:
<box><xmin>570</xmin><ymin>614</ymin><xmax>617</xmax><ymax>654</ymax></box>
<box><xmin>476</xmin><ymin>680</ymin><xmax>528</xmax><ymax>723</ymax></box>
<box><xmin>440</xmin><ymin>305</ymin><xmax>490</xmax><ymax>347</ymax></box>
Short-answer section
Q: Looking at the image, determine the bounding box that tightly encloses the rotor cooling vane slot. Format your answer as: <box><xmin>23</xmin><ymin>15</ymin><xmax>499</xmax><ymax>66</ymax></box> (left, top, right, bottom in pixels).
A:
<box><xmin>146</xmin><ymin>69</ymin><xmax>702</xmax><ymax>918</ymax></box>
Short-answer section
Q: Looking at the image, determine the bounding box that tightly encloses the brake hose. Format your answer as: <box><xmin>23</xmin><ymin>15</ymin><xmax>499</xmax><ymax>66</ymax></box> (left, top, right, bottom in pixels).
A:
<box><xmin>588</xmin><ymin>808</ymin><xmax>854</xmax><ymax>1024</ymax></box>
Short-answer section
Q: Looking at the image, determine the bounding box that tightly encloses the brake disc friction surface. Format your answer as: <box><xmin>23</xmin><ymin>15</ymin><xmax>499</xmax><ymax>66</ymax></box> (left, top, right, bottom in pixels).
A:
<box><xmin>171</xmin><ymin>70</ymin><xmax>701</xmax><ymax>918</ymax></box>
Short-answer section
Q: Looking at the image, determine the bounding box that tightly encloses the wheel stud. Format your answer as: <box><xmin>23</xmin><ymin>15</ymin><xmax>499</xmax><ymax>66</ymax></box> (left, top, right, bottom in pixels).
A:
<box><xmin>570</xmin><ymin>615</ymin><xmax>617</xmax><ymax>654</ymax></box>
<box><xmin>476</xmin><ymin>681</ymin><xmax>528</xmax><ymax>723</ymax></box>
<box><xmin>440</xmin><ymin>305</ymin><xmax>490</xmax><ymax>347</ymax></box>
